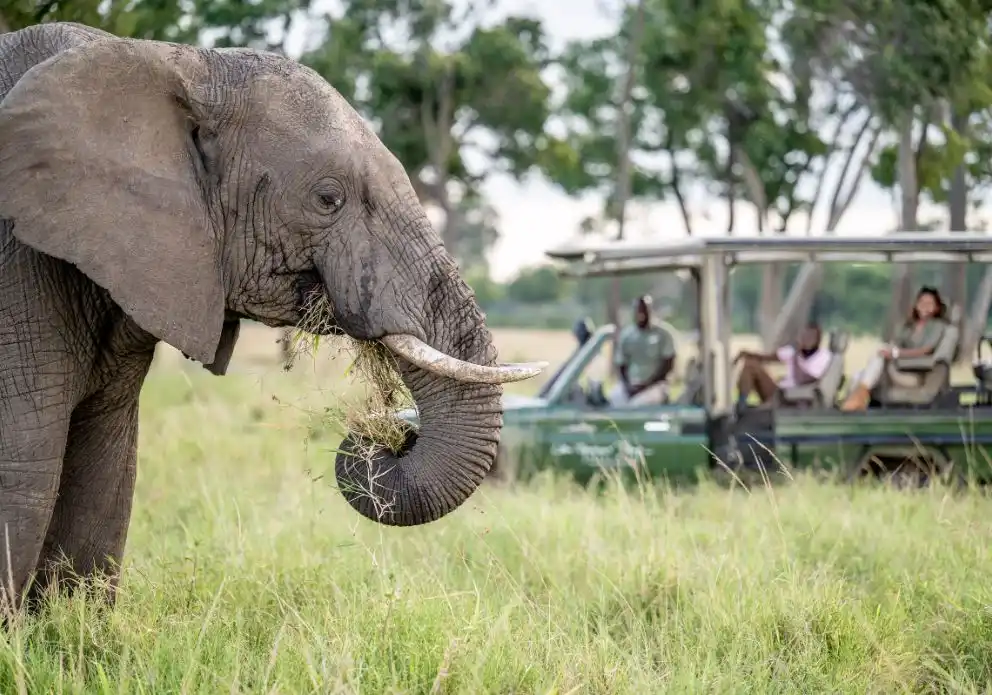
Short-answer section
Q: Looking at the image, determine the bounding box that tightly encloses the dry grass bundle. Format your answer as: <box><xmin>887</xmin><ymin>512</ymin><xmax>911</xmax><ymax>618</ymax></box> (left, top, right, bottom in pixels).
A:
<box><xmin>288</xmin><ymin>290</ymin><xmax>414</xmax><ymax>457</ymax></box>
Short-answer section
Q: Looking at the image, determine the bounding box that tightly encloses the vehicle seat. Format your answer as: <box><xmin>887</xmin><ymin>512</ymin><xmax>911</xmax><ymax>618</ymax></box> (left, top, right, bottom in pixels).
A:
<box><xmin>676</xmin><ymin>356</ymin><xmax>704</xmax><ymax>406</ymax></box>
<box><xmin>875</xmin><ymin>304</ymin><xmax>961</xmax><ymax>406</ymax></box>
<box><xmin>776</xmin><ymin>331</ymin><xmax>849</xmax><ymax>408</ymax></box>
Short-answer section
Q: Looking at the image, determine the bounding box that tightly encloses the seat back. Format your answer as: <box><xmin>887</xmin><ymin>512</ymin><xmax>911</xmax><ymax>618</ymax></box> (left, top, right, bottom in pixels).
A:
<box><xmin>881</xmin><ymin>305</ymin><xmax>962</xmax><ymax>406</ymax></box>
<box><xmin>816</xmin><ymin>331</ymin><xmax>849</xmax><ymax>406</ymax></box>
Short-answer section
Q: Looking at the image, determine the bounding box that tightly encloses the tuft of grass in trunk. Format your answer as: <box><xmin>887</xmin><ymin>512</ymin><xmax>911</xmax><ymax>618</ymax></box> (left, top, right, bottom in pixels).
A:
<box><xmin>288</xmin><ymin>289</ymin><xmax>414</xmax><ymax>457</ymax></box>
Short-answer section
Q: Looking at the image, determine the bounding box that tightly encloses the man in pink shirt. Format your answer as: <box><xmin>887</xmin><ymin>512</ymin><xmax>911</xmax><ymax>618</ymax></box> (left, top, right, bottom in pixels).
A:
<box><xmin>734</xmin><ymin>322</ymin><xmax>832</xmax><ymax>406</ymax></box>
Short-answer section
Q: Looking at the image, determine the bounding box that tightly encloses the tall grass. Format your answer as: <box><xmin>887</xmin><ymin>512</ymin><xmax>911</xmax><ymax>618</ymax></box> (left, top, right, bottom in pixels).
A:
<box><xmin>3</xmin><ymin>355</ymin><xmax>992</xmax><ymax>693</ymax></box>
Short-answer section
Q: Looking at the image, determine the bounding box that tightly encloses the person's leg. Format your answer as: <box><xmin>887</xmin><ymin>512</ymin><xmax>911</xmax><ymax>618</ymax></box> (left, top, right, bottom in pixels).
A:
<box><xmin>628</xmin><ymin>381</ymin><xmax>668</xmax><ymax>406</ymax></box>
<box><xmin>736</xmin><ymin>361</ymin><xmax>756</xmax><ymax>404</ymax></box>
<box><xmin>841</xmin><ymin>355</ymin><xmax>886</xmax><ymax>411</ymax></box>
<box><xmin>608</xmin><ymin>381</ymin><xmax>629</xmax><ymax>406</ymax></box>
<box><xmin>737</xmin><ymin>358</ymin><xmax>778</xmax><ymax>405</ymax></box>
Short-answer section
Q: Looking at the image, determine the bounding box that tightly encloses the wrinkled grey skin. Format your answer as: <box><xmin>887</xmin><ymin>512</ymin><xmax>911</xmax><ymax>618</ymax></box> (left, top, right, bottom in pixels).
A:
<box><xmin>0</xmin><ymin>23</ymin><xmax>502</xmax><ymax>610</ymax></box>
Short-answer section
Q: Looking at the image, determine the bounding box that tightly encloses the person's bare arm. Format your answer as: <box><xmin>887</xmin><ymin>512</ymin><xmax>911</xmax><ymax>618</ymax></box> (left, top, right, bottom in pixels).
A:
<box><xmin>614</xmin><ymin>333</ymin><xmax>632</xmax><ymax>392</ymax></box>
<box><xmin>881</xmin><ymin>323</ymin><xmax>945</xmax><ymax>359</ymax></box>
<box><xmin>735</xmin><ymin>348</ymin><xmax>780</xmax><ymax>364</ymax></box>
<box><xmin>618</xmin><ymin>364</ymin><xmax>632</xmax><ymax>392</ymax></box>
<box><xmin>629</xmin><ymin>356</ymin><xmax>675</xmax><ymax>396</ymax></box>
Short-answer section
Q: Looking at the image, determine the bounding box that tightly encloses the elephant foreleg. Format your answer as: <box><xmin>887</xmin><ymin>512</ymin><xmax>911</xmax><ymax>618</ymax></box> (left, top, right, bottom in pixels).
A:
<box><xmin>0</xmin><ymin>396</ymin><xmax>72</xmax><ymax>614</ymax></box>
<box><xmin>28</xmin><ymin>378</ymin><xmax>148</xmax><ymax>608</ymax></box>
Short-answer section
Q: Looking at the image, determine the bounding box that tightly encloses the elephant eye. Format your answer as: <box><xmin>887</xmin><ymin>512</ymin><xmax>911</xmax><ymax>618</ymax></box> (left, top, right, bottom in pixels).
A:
<box><xmin>315</xmin><ymin>191</ymin><xmax>344</xmax><ymax>213</ymax></box>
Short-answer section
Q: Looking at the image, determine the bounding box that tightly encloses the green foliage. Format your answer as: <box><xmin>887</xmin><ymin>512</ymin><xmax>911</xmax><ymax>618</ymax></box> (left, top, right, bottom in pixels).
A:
<box><xmin>870</xmin><ymin>116</ymin><xmax>992</xmax><ymax>203</ymax></box>
<box><xmin>187</xmin><ymin>0</ymin><xmax>312</xmax><ymax>50</ymax></box>
<box><xmin>504</xmin><ymin>265</ymin><xmax>563</xmax><ymax>304</ymax></box>
<box><xmin>550</xmin><ymin>0</ymin><xmax>840</xmax><ymax>232</ymax></box>
<box><xmin>0</xmin><ymin>0</ymin><xmax>194</xmax><ymax>39</ymax></box>
<box><xmin>1</xmin><ymin>0</ymin><xmax>310</xmax><ymax>44</ymax></box>
<box><xmin>300</xmin><ymin>0</ymin><xmax>555</xmax><ymax>195</ymax></box>
<box><xmin>783</xmin><ymin>0</ymin><xmax>990</xmax><ymax>120</ymax></box>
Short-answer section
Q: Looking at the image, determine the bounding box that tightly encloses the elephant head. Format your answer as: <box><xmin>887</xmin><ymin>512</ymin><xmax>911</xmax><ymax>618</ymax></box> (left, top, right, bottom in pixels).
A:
<box><xmin>0</xmin><ymin>33</ymin><xmax>545</xmax><ymax>526</ymax></box>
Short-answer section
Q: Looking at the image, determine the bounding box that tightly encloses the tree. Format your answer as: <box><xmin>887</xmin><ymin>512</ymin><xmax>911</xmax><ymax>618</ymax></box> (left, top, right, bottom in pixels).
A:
<box><xmin>757</xmin><ymin>0</ymin><xmax>992</xmax><ymax>349</ymax></box>
<box><xmin>444</xmin><ymin>190</ymin><xmax>501</xmax><ymax>275</ymax></box>
<box><xmin>0</xmin><ymin>0</ymin><xmax>311</xmax><ymax>46</ymax></box>
<box><xmin>554</xmin><ymin>0</ymin><xmax>859</xmax><ymax>342</ymax></box>
<box><xmin>783</xmin><ymin>0</ymin><xmax>992</xmax><ymax>344</ymax></box>
<box><xmin>0</xmin><ymin>0</ymin><xmax>192</xmax><ymax>38</ymax></box>
<box><xmin>187</xmin><ymin>0</ymin><xmax>311</xmax><ymax>51</ymax></box>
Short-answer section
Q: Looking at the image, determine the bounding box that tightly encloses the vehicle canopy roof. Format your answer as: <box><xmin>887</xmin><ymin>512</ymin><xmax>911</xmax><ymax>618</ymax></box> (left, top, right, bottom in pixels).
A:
<box><xmin>546</xmin><ymin>233</ymin><xmax>992</xmax><ymax>277</ymax></box>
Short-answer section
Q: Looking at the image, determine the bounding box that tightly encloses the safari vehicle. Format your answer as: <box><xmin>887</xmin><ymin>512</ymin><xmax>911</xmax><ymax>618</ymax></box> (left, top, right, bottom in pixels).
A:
<box><xmin>399</xmin><ymin>234</ymin><xmax>992</xmax><ymax>486</ymax></box>
<box><xmin>545</xmin><ymin>233</ymin><xmax>992</xmax><ymax>486</ymax></box>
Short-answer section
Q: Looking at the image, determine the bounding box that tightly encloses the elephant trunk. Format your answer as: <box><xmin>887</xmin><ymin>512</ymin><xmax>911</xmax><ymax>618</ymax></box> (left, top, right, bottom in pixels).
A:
<box><xmin>333</xmin><ymin>262</ymin><xmax>505</xmax><ymax>527</ymax></box>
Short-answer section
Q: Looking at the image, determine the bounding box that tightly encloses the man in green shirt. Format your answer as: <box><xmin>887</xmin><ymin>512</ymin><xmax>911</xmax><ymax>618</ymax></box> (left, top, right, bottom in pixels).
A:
<box><xmin>609</xmin><ymin>296</ymin><xmax>677</xmax><ymax>407</ymax></box>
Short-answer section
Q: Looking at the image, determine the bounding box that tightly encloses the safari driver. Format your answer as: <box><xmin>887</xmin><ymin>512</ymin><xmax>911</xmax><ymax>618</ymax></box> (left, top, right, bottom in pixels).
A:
<box><xmin>609</xmin><ymin>295</ymin><xmax>676</xmax><ymax>407</ymax></box>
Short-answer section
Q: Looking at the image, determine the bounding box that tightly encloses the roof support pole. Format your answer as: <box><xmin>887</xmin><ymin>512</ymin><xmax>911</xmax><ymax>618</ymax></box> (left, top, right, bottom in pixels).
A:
<box><xmin>699</xmin><ymin>253</ymin><xmax>732</xmax><ymax>415</ymax></box>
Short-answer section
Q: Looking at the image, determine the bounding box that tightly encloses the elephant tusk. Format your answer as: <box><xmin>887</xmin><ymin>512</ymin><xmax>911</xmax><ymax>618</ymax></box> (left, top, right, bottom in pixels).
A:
<box><xmin>380</xmin><ymin>334</ymin><xmax>548</xmax><ymax>384</ymax></box>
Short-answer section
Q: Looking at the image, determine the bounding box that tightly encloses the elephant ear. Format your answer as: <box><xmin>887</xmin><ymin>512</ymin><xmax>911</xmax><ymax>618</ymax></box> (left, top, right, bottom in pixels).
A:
<box><xmin>0</xmin><ymin>38</ymin><xmax>227</xmax><ymax>366</ymax></box>
<box><xmin>201</xmin><ymin>319</ymin><xmax>241</xmax><ymax>376</ymax></box>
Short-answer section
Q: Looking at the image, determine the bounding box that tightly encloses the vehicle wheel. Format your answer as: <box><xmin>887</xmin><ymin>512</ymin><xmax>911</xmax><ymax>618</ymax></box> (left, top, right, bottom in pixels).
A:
<box><xmin>850</xmin><ymin>448</ymin><xmax>949</xmax><ymax>489</ymax></box>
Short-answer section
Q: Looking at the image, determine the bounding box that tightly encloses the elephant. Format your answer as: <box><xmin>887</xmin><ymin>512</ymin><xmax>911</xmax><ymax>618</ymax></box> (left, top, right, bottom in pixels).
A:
<box><xmin>0</xmin><ymin>22</ymin><xmax>545</xmax><ymax>611</ymax></box>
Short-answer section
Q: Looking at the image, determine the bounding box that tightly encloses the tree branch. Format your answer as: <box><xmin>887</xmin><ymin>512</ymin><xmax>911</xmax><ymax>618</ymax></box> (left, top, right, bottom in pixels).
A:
<box><xmin>824</xmin><ymin>113</ymin><xmax>876</xmax><ymax>230</ymax></box>
<box><xmin>803</xmin><ymin>100</ymin><xmax>864</xmax><ymax>235</ymax></box>
<box><xmin>831</xmin><ymin>124</ymin><xmax>881</xmax><ymax>227</ymax></box>
<box><xmin>914</xmin><ymin>115</ymin><xmax>931</xmax><ymax>200</ymax></box>
<box><xmin>733</xmin><ymin>145</ymin><xmax>768</xmax><ymax>231</ymax></box>
<box><xmin>419</xmin><ymin>54</ymin><xmax>458</xmax><ymax>246</ymax></box>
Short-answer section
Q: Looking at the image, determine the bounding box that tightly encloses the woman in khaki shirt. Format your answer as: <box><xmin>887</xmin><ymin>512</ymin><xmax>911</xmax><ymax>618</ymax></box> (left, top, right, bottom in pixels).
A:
<box><xmin>840</xmin><ymin>286</ymin><xmax>948</xmax><ymax>411</ymax></box>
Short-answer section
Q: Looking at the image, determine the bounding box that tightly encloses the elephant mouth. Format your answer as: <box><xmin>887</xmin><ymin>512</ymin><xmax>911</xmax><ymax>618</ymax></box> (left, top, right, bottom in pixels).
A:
<box><xmin>295</xmin><ymin>279</ymin><xmax>344</xmax><ymax>336</ymax></box>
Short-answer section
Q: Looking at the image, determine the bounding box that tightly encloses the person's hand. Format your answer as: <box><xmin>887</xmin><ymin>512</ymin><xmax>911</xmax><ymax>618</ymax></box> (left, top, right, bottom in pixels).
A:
<box><xmin>879</xmin><ymin>346</ymin><xmax>893</xmax><ymax>359</ymax></box>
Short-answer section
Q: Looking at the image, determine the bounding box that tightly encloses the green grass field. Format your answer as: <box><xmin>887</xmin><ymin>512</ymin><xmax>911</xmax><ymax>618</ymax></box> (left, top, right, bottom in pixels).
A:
<box><xmin>3</xmin><ymin>329</ymin><xmax>992</xmax><ymax>693</ymax></box>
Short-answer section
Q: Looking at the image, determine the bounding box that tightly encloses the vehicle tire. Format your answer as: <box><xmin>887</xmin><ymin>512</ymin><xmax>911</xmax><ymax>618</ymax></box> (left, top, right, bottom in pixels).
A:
<box><xmin>849</xmin><ymin>447</ymin><xmax>950</xmax><ymax>489</ymax></box>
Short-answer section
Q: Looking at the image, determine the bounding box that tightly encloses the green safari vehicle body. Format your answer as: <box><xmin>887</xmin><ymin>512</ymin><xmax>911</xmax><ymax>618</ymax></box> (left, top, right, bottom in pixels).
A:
<box><xmin>397</xmin><ymin>321</ymin><xmax>992</xmax><ymax>485</ymax></box>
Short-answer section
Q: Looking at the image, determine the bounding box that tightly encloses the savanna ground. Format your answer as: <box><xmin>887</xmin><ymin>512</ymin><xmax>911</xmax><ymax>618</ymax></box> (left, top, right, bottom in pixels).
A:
<box><xmin>3</xmin><ymin>325</ymin><xmax>992</xmax><ymax>693</ymax></box>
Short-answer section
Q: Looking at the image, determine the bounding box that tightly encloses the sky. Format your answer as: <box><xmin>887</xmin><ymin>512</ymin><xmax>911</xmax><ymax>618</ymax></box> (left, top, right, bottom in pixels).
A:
<box><xmin>284</xmin><ymin>0</ymin><xmax>959</xmax><ymax>282</ymax></box>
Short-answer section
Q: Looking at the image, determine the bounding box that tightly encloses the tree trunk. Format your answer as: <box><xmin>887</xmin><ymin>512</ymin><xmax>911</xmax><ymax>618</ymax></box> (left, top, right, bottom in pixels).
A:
<box><xmin>607</xmin><ymin>0</ymin><xmax>645</xmax><ymax>336</ymax></box>
<box><xmin>884</xmin><ymin>114</ymin><xmax>919</xmax><ymax>342</ymax></box>
<box><xmin>944</xmin><ymin>103</ymin><xmax>968</xmax><ymax>343</ymax></box>
<box><xmin>420</xmin><ymin>57</ymin><xmax>457</xmax><ymax>252</ymax></box>
<box><xmin>759</xmin><ymin>262</ymin><xmax>784</xmax><ymax>346</ymax></box>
